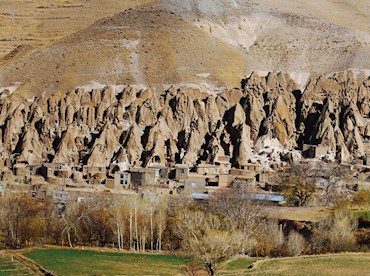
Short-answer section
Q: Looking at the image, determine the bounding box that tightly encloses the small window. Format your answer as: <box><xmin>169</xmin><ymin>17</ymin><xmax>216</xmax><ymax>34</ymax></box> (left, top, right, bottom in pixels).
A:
<box><xmin>120</xmin><ymin>180</ymin><xmax>124</xmax><ymax>185</ymax></box>
<box><xmin>179</xmin><ymin>168</ymin><xmax>185</xmax><ymax>174</ymax></box>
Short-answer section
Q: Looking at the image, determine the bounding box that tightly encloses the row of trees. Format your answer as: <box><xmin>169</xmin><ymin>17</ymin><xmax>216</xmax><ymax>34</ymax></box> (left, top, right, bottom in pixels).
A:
<box><xmin>0</xmin><ymin>188</ymin><xmax>363</xmax><ymax>276</ymax></box>
<box><xmin>0</xmin><ymin>192</ymin><xmax>167</xmax><ymax>251</ymax></box>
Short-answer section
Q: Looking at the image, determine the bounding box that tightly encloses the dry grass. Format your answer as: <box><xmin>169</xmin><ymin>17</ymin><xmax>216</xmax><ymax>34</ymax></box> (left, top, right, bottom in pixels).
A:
<box><xmin>263</xmin><ymin>206</ymin><xmax>332</xmax><ymax>222</ymax></box>
<box><xmin>244</xmin><ymin>253</ymin><xmax>370</xmax><ymax>276</ymax></box>
<box><xmin>0</xmin><ymin>0</ymin><xmax>154</xmax><ymax>58</ymax></box>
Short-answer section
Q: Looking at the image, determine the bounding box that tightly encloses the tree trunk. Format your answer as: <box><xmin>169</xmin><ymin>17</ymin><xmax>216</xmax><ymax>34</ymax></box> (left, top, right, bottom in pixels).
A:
<box><xmin>67</xmin><ymin>228</ymin><xmax>73</xmax><ymax>248</ymax></box>
<box><xmin>116</xmin><ymin>221</ymin><xmax>121</xmax><ymax>251</ymax></box>
<box><xmin>150</xmin><ymin>207</ymin><xmax>153</xmax><ymax>251</ymax></box>
<box><xmin>135</xmin><ymin>206</ymin><xmax>139</xmax><ymax>251</ymax></box>
<box><xmin>129</xmin><ymin>210</ymin><xmax>133</xmax><ymax>251</ymax></box>
<box><xmin>205</xmin><ymin>262</ymin><xmax>215</xmax><ymax>276</ymax></box>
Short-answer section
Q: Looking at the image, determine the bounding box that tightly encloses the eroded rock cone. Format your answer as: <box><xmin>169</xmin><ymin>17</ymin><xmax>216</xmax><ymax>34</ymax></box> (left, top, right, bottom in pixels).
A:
<box><xmin>0</xmin><ymin>71</ymin><xmax>368</xmax><ymax>170</ymax></box>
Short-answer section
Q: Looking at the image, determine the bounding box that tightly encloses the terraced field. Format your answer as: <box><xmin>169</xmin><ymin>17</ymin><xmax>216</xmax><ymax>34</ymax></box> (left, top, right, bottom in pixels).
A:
<box><xmin>0</xmin><ymin>254</ymin><xmax>36</xmax><ymax>276</ymax></box>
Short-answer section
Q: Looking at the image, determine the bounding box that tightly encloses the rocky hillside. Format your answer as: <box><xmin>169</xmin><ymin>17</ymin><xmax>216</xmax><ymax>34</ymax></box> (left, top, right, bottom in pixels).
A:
<box><xmin>0</xmin><ymin>0</ymin><xmax>369</xmax><ymax>97</ymax></box>
<box><xmin>0</xmin><ymin>0</ymin><xmax>154</xmax><ymax>59</ymax></box>
<box><xmin>0</xmin><ymin>71</ymin><xmax>368</xmax><ymax>168</ymax></box>
<box><xmin>0</xmin><ymin>0</ymin><xmax>369</xmax><ymax>168</ymax></box>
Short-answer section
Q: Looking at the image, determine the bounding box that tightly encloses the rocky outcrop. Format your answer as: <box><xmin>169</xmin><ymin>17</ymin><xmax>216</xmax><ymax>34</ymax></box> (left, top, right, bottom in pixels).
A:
<box><xmin>0</xmin><ymin>71</ymin><xmax>368</xmax><ymax>169</ymax></box>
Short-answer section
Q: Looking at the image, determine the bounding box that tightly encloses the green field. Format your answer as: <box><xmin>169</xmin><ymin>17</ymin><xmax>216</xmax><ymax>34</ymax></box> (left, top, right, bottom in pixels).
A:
<box><xmin>0</xmin><ymin>254</ymin><xmax>35</xmax><ymax>276</ymax></box>
<box><xmin>22</xmin><ymin>249</ymin><xmax>370</xmax><ymax>276</ymax></box>
<box><xmin>24</xmin><ymin>249</ymin><xmax>190</xmax><ymax>276</ymax></box>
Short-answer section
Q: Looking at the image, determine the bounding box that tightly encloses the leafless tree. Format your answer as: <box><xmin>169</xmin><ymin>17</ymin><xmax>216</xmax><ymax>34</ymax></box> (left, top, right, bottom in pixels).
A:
<box><xmin>0</xmin><ymin>191</ymin><xmax>29</xmax><ymax>247</ymax></box>
<box><xmin>110</xmin><ymin>195</ymin><xmax>127</xmax><ymax>251</ymax></box>
<box><xmin>208</xmin><ymin>185</ymin><xmax>265</xmax><ymax>242</ymax></box>
<box><xmin>156</xmin><ymin>202</ymin><xmax>167</xmax><ymax>252</ymax></box>
<box><xmin>172</xmin><ymin>208</ymin><xmax>249</xmax><ymax>276</ymax></box>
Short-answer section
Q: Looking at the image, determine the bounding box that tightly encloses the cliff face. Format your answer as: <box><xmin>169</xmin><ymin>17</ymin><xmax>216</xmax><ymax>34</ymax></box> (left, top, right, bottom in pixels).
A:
<box><xmin>0</xmin><ymin>71</ymin><xmax>368</xmax><ymax>168</ymax></box>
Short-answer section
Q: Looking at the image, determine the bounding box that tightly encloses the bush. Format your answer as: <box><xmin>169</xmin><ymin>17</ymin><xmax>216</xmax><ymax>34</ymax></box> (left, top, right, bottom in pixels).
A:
<box><xmin>287</xmin><ymin>231</ymin><xmax>306</xmax><ymax>256</ymax></box>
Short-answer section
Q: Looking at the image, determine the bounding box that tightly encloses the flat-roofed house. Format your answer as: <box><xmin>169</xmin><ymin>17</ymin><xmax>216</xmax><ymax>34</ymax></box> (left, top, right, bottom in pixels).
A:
<box><xmin>175</xmin><ymin>164</ymin><xmax>190</xmax><ymax>181</ymax></box>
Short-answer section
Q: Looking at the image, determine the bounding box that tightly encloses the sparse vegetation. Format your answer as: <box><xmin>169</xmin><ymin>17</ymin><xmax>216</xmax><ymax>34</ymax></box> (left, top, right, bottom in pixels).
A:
<box><xmin>311</xmin><ymin>203</ymin><xmax>358</xmax><ymax>254</ymax></box>
<box><xmin>244</xmin><ymin>253</ymin><xmax>370</xmax><ymax>276</ymax></box>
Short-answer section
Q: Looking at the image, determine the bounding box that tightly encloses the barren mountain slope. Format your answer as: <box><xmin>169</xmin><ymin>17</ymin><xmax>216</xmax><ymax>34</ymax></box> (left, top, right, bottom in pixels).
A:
<box><xmin>0</xmin><ymin>0</ymin><xmax>154</xmax><ymax>59</ymax></box>
<box><xmin>0</xmin><ymin>6</ymin><xmax>249</xmax><ymax>98</ymax></box>
<box><xmin>257</xmin><ymin>0</ymin><xmax>370</xmax><ymax>33</ymax></box>
<box><xmin>163</xmin><ymin>0</ymin><xmax>370</xmax><ymax>74</ymax></box>
<box><xmin>0</xmin><ymin>0</ymin><xmax>369</xmax><ymax>97</ymax></box>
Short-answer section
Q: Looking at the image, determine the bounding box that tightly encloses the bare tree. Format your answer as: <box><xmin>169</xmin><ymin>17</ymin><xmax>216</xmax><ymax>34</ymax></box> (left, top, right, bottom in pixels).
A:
<box><xmin>208</xmin><ymin>186</ymin><xmax>265</xmax><ymax>241</ymax></box>
<box><xmin>110</xmin><ymin>195</ymin><xmax>127</xmax><ymax>251</ymax></box>
<box><xmin>60</xmin><ymin>194</ymin><xmax>108</xmax><ymax>247</ymax></box>
<box><xmin>156</xmin><ymin>202</ymin><xmax>167</xmax><ymax>252</ymax></box>
<box><xmin>172</xmin><ymin>207</ymin><xmax>253</xmax><ymax>276</ymax></box>
<box><xmin>0</xmin><ymin>192</ymin><xmax>29</xmax><ymax>247</ymax></box>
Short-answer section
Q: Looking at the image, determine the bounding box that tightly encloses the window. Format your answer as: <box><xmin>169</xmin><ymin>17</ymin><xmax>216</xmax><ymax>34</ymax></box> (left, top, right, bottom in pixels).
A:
<box><xmin>120</xmin><ymin>180</ymin><xmax>124</xmax><ymax>185</ymax></box>
<box><xmin>179</xmin><ymin>168</ymin><xmax>185</xmax><ymax>174</ymax></box>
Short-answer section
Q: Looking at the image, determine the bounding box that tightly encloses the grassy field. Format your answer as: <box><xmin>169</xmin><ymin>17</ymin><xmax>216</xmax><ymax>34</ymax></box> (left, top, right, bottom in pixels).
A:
<box><xmin>23</xmin><ymin>248</ymin><xmax>190</xmax><ymax>276</ymax></box>
<box><xmin>244</xmin><ymin>253</ymin><xmax>370</xmax><ymax>276</ymax></box>
<box><xmin>0</xmin><ymin>253</ymin><xmax>36</xmax><ymax>276</ymax></box>
<box><xmin>22</xmin><ymin>249</ymin><xmax>370</xmax><ymax>276</ymax></box>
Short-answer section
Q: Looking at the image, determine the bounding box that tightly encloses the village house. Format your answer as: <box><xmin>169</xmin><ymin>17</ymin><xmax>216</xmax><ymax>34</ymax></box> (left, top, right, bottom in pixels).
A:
<box><xmin>147</xmin><ymin>166</ymin><xmax>169</xmax><ymax>181</ymax></box>
<box><xmin>105</xmin><ymin>171</ymin><xmax>131</xmax><ymax>190</ymax></box>
<box><xmin>82</xmin><ymin>165</ymin><xmax>107</xmax><ymax>185</ymax></box>
<box><xmin>183</xmin><ymin>178</ymin><xmax>206</xmax><ymax>193</ymax></box>
<box><xmin>40</xmin><ymin>163</ymin><xmax>74</xmax><ymax>179</ymax></box>
<box><xmin>302</xmin><ymin>144</ymin><xmax>330</xmax><ymax>159</ymax></box>
<box><xmin>229</xmin><ymin>168</ymin><xmax>256</xmax><ymax>184</ymax></box>
<box><xmin>196</xmin><ymin>162</ymin><xmax>220</xmax><ymax>175</ymax></box>
<box><xmin>0</xmin><ymin>168</ymin><xmax>15</xmax><ymax>182</ymax></box>
<box><xmin>30</xmin><ymin>188</ymin><xmax>47</xmax><ymax>200</ymax></box>
<box><xmin>212</xmin><ymin>155</ymin><xmax>232</xmax><ymax>173</ymax></box>
<box><xmin>175</xmin><ymin>164</ymin><xmax>190</xmax><ymax>181</ymax></box>
<box><xmin>13</xmin><ymin>163</ymin><xmax>41</xmax><ymax>177</ymax></box>
<box><xmin>129</xmin><ymin>167</ymin><xmax>157</xmax><ymax>190</ymax></box>
<box><xmin>82</xmin><ymin>165</ymin><xmax>106</xmax><ymax>175</ymax></box>
<box><xmin>53</xmin><ymin>190</ymin><xmax>69</xmax><ymax>203</ymax></box>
